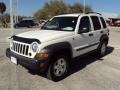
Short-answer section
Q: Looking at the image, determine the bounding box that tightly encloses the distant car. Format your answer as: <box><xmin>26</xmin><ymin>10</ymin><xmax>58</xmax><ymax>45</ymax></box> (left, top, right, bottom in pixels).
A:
<box><xmin>110</xmin><ymin>20</ymin><xmax>120</xmax><ymax>27</ymax></box>
<box><xmin>14</xmin><ymin>20</ymin><xmax>39</xmax><ymax>28</ymax></box>
<box><xmin>39</xmin><ymin>20</ymin><xmax>47</xmax><ymax>25</ymax></box>
<box><xmin>114</xmin><ymin>20</ymin><xmax>120</xmax><ymax>27</ymax></box>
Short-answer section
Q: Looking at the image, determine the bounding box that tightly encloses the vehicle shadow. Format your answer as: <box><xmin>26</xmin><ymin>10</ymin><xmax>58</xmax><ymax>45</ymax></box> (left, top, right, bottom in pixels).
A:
<box><xmin>28</xmin><ymin>46</ymin><xmax>114</xmax><ymax>81</ymax></box>
<box><xmin>68</xmin><ymin>46</ymin><xmax>114</xmax><ymax>76</ymax></box>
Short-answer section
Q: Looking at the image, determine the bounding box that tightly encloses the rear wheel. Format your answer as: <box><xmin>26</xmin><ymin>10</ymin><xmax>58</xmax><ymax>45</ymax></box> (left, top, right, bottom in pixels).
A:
<box><xmin>47</xmin><ymin>54</ymin><xmax>69</xmax><ymax>81</ymax></box>
<box><xmin>98</xmin><ymin>42</ymin><xmax>107</xmax><ymax>57</ymax></box>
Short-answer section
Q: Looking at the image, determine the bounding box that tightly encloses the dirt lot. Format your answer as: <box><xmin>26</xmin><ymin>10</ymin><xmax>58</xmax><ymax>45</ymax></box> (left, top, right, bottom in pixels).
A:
<box><xmin>0</xmin><ymin>27</ymin><xmax>120</xmax><ymax>90</ymax></box>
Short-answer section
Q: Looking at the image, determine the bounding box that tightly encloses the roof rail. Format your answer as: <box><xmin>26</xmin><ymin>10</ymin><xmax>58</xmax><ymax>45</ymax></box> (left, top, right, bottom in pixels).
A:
<box><xmin>86</xmin><ymin>12</ymin><xmax>102</xmax><ymax>15</ymax></box>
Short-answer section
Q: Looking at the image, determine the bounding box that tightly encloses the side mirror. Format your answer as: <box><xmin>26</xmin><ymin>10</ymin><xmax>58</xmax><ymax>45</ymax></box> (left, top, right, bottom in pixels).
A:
<box><xmin>79</xmin><ymin>27</ymin><xmax>89</xmax><ymax>34</ymax></box>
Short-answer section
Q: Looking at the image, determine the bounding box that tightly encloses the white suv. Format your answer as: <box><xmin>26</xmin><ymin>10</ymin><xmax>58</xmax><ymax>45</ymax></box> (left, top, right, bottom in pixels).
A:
<box><xmin>6</xmin><ymin>13</ymin><xmax>109</xmax><ymax>81</ymax></box>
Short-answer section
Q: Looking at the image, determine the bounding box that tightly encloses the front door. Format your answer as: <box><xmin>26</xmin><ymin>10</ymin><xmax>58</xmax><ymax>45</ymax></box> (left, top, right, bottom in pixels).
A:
<box><xmin>73</xmin><ymin>16</ymin><xmax>94</xmax><ymax>57</ymax></box>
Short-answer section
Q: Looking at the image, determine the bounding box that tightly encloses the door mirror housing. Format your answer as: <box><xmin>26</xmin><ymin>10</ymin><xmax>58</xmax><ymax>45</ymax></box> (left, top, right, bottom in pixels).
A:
<box><xmin>79</xmin><ymin>27</ymin><xmax>89</xmax><ymax>34</ymax></box>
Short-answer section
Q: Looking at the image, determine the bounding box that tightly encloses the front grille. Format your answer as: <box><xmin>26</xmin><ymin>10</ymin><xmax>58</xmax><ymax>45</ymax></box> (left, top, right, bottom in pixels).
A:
<box><xmin>11</xmin><ymin>41</ymin><xmax>29</xmax><ymax>56</ymax></box>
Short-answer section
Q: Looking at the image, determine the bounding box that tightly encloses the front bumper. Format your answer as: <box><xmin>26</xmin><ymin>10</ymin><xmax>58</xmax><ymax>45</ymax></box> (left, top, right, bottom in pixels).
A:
<box><xmin>6</xmin><ymin>48</ymin><xmax>49</xmax><ymax>73</ymax></box>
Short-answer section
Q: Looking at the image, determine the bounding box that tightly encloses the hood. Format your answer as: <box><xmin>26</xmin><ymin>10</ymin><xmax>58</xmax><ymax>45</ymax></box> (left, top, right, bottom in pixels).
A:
<box><xmin>16</xmin><ymin>29</ymin><xmax>74</xmax><ymax>42</ymax></box>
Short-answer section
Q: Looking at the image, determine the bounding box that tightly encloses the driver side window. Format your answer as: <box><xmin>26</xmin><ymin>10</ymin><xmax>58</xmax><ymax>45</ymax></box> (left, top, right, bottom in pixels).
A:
<box><xmin>79</xmin><ymin>16</ymin><xmax>91</xmax><ymax>33</ymax></box>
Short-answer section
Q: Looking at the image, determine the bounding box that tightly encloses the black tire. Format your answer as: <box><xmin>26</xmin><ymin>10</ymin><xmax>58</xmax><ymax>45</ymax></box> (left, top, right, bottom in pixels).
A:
<box><xmin>47</xmin><ymin>53</ymin><xmax>70</xmax><ymax>82</ymax></box>
<box><xmin>27</xmin><ymin>25</ymin><xmax>31</xmax><ymax>28</ymax></box>
<box><xmin>97</xmin><ymin>41</ymin><xmax>107</xmax><ymax>57</ymax></box>
<box><xmin>14</xmin><ymin>25</ymin><xmax>18</xmax><ymax>28</ymax></box>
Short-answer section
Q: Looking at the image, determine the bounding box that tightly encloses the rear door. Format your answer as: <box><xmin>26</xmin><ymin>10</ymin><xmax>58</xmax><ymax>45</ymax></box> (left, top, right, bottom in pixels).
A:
<box><xmin>90</xmin><ymin>16</ymin><xmax>102</xmax><ymax>49</ymax></box>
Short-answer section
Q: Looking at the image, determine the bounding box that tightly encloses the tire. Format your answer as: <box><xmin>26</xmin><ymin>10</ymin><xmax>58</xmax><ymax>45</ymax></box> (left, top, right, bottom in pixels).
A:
<box><xmin>14</xmin><ymin>25</ymin><xmax>18</xmax><ymax>28</ymax></box>
<box><xmin>47</xmin><ymin>53</ymin><xmax>69</xmax><ymax>82</ymax></box>
<box><xmin>97</xmin><ymin>41</ymin><xmax>107</xmax><ymax>57</ymax></box>
<box><xmin>27</xmin><ymin>26</ymin><xmax>30</xmax><ymax>28</ymax></box>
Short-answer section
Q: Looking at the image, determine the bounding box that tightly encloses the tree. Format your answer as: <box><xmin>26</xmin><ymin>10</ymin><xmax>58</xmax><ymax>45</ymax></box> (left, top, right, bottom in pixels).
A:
<box><xmin>0</xmin><ymin>13</ymin><xmax>30</xmax><ymax>28</ymax></box>
<box><xmin>67</xmin><ymin>3</ymin><xmax>84</xmax><ymax>13</ymax></box>
<box><xmin>0</xmin><ymin>2</ymin><xmax>6</xmax><ymax>14</ymax></box>
<box><xmin>0</xmin><ymin>2</ymin><xmax>7</xmax><ymax>27</ymax></box>
<box><xmin>0</xmin><ymin>13</ymin><xmax>10</xmax><ymax>28</ymax></box>
<box><xmin>34</xmin><ymin>0</ymin><xmax>67</xmax><ymax>19</ymax></box>
<box><xmin>34</xmin><ymin>0</ymin><xmax>93</xmax><ymax>20</ymax></box>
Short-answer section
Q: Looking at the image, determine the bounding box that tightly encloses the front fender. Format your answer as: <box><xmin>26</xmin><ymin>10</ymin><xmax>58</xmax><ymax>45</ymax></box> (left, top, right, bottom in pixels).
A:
<box><xmin>40</xmin><ymin>42</ymin><xmax>73</xmax><ymax>58</ymax></box>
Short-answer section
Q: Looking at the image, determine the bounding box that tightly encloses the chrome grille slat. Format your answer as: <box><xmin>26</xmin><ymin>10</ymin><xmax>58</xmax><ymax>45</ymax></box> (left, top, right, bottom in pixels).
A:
<box><xmin>24</xmin><ymin>45</ymin><xmax>26</xmax><ymax>55</ymax></box>
<box><xmin>18</xmin><ymin>44</ymin><xmax>20</xmax><ymax>53</ymax></box>
<box><xmin>18</xmin><ymin>44</ymin><xmax>21</xmax><ymax>53</ymax></box>
<box><xmin>11</xmin><ymin>41</ymin><xmax>30</xmax><ymax>56</ymax></box>
<box><xmin>21</xmin><ymin>44</ymin><xmax>23</xmax><ymax>54</ymax></box>
<box><xmin>16</xmin><ymin>43</ymin><xmax>18</xmax><ymax>52</ymax></box>
<box><xmin>15</xmin><ymin>43</ymin><xmax>17</xmax><ymax>51</ymax></box>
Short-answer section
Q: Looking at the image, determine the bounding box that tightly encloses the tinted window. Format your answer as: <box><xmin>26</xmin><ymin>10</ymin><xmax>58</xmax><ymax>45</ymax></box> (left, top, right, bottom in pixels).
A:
<box><xmin>100</xmin><ymin>17</ymin><xmax>107</xmax><ymax>28</ymax></box>
<box><xmin>27</xmin><ymin>20</ymin><xmax>33</xmax><ymax>24</ymax></box>
<box><xmin>20</xmin><ymin>20</ymin><xmax>26</xmax><ymax>24</ymax></box>
<box><xmin>24</xmin><ymin>20</ymin><xmax>27</xmax><ymax>23</ymax></box>
<box><xmin>79</xmin><ymin>16</ymin><xmax>91</xmax><ymax>32</ymax></box>
<box><xmin>91</xmin><ymin>16</ymin><xmax>101</xmax><ymax>30</ymax></box>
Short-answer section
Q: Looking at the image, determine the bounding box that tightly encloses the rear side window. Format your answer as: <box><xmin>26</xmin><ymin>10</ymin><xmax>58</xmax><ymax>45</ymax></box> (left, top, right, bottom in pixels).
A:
<box><xmin>91</xmin><ymin>16</ymin><xmax>101</xmax><ymax>30</ymax></box>
<box><xmin>100</xmin><ymin>17</ymin><xmax>107</xmax><ymax>28</ymax></box>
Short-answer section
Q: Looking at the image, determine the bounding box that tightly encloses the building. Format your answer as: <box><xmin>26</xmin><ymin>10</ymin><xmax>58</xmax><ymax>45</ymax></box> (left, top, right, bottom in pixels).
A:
<box><xmin>101</xmin><ymin>12</ymin><xmax>120</xmax><ymax>26</ymax></box>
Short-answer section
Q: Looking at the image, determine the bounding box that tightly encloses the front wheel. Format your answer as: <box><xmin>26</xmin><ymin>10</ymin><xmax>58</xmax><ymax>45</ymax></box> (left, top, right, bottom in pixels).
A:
<box><xmin>47</xmin><ymin>54</ymin><xmax>69</xmax><ymax>81</ymax></box>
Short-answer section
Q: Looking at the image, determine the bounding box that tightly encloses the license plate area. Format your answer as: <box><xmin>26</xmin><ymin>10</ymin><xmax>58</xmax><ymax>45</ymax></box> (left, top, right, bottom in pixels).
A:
<box><xmin>11</xmin><ymin>56</ymin><xmax>17</xmax><ymax>65</ymax></box>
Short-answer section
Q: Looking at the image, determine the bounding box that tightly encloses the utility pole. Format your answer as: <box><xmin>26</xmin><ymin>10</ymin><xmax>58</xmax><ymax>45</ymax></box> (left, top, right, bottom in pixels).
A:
<box><xmin>10</xmin><ymin>0</ymin><xmax>14</xmax><ymax>36</ymax></box>
<box><xmin>83</xmin><ymin>0</ymin><xmax>86</xmax><ymax>13</ymax></box>
<box><xmin>16</xmin><ymin>0</ymin><xmax>18</xmax><ymax>22</ymax></box>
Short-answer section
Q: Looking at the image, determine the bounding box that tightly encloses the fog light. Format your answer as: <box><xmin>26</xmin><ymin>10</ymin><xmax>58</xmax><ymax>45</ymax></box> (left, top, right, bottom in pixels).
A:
<box><xmin>35</xmin><ymin>53</ymin><xmax>49</xmax><ymax>59</ymax></box>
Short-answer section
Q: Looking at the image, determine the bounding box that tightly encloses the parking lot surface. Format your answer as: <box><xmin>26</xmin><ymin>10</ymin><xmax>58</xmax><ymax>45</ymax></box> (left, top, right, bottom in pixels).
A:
<box><xmin>0</xmin><ymin>27</ymin><xmax>120</xmax><ymax>90</ymax></box>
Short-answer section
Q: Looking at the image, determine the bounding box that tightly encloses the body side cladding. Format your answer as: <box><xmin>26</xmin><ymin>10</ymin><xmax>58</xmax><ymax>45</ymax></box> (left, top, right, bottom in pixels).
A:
<box><xmin>97</xmin><ymin>34</ymin><xmax>109</xmax><ymax>49</ymax></box>
<box><xmin>76</xmin><ymin>42</ymin><xmax>99</xmax><ymax>51</ymax></box>
<box><xmin>100</xmin><ymin>34</ymin><xmax>109</xmax><ymax>44</ymax></box>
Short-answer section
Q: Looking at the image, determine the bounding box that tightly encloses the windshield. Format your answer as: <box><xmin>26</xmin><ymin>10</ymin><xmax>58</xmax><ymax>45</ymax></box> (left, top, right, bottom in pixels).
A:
<box><xmin>41</xmin><ymin>17</ymin><xmax>78</xmax><ymax>31</ymax></box>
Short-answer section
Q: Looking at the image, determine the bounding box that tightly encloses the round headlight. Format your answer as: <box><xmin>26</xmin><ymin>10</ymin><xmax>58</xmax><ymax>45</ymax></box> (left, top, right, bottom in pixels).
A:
<box><xmin>31</xmin><ymin>42</ymin><xmax>38</xmax><ymax>52</ymax></box>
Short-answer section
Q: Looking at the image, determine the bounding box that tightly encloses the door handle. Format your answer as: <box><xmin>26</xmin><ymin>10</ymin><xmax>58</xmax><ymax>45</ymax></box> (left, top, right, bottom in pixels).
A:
<box><xmin>89</xmin><ymin>33</ymin><xmax>93</xmax><ymax>36</ymax></box>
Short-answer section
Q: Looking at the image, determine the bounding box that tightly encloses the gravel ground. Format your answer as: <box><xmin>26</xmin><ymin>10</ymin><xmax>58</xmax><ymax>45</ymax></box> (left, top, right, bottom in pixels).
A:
<box><xmin>0</xmin><ymin>27</ymin><xmax>120</xmax><ymax>90</ymax></box>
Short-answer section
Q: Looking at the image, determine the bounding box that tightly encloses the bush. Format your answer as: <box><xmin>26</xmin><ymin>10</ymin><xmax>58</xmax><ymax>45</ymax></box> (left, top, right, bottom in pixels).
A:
<box><xmin>34</xmin><ymin>0</ymin><xmax>93</xmax><ymax>20</ymax></box>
